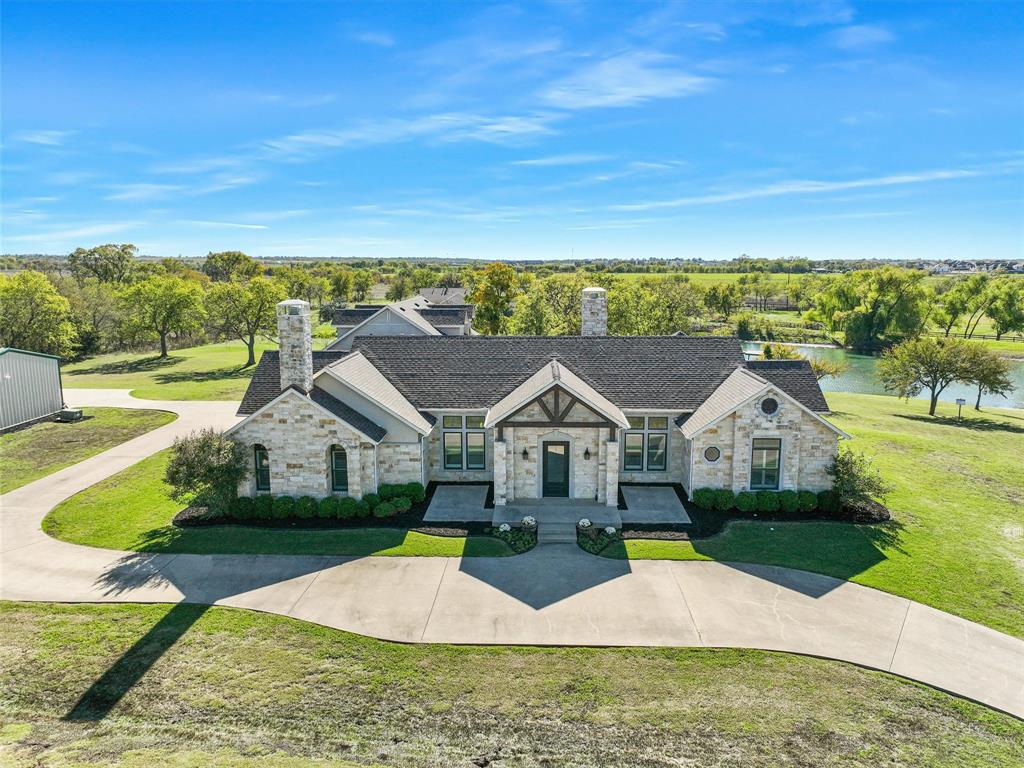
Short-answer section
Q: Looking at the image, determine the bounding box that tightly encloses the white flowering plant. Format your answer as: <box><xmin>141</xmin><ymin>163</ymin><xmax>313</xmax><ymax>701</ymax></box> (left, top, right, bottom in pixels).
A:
<box><xmin>577</xmin><ymin>518</ymin><xmax>592</xmax><ymax>529</ymax></box>
<box><xmin>604</xmin><ymin>526</ymin><xmax>616</xmax><ymax>535</ymax></box>
<box><xmin>521</xmin><ymin>516</ymin><xmax>537</xmax><ymax>528</ymax></box>
<box><xmin>499</xmin><ymin>523</ymin><xmax>511</xmax><ymax>532</ymax></box>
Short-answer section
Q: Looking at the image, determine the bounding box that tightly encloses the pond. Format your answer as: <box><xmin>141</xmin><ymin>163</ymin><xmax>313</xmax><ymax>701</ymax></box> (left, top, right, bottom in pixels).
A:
<box><xmin>741</xmin><ymin>342</ymin><xmax>1024</xmax><ymax>410</ymax></box>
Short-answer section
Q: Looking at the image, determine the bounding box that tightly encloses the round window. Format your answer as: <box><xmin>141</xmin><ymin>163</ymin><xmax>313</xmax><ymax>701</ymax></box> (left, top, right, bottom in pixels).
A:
<box><xmin>760</xmin><ymin>397</ymin><xmax>779</xmax><ymax>416</ymax></box>
<box><xmin>704</xmin><ymin>446</ymin><xmax>721</xmax><ymax>462</ymax></box>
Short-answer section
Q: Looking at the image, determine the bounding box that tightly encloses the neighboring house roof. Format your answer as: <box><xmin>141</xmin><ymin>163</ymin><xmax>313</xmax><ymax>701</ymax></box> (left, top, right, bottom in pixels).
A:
<box><xmin>418</xmin><ymin>286</ymin><xmax>468</xmax><ymax>305</ymax></box>
<box><xmin>744</xmin><ymin>359</ymin><xmax>830</xmax><ymax>411</ymax></box>
<box><xmin>353</xmin><ymin>335</ymin><xmax>750</xmax><ymax>410</ymax></box>
<box><xmin>484</xmin><ymin>360</ymin><xmax>630</xmax><ymax>428</ymax></box>
<box><xmin>330</xmin><ymin>307</ymin><xmax>381</xmax><ymax>326</ymax></box>
<box><xmin>309</xmin><ymin>386</ymin><xmax>388</xmax><ymax>442</ymax></box>
<box><xmin>229</xmin><ymin>385</ymin><xmax>386</xmax><ymax>444</ymax></box>
<box><xmin>681</xmin><ymin>366</ymin><xmax>848</xmax><ymax>440</ymax></box>
<box><xmin>324</xmin><ymin>298</ymin><xmax>444</xmax><ymax>351</ymax></box>
<box><xmin>418</xmin><ymin>306</ymin><xmax>473</xmax><ymax>327</ymax></box>
<box><xmin>317</xmin><ymin>350</ymin><xmax>434</xmax><ymax>434</ymax></box>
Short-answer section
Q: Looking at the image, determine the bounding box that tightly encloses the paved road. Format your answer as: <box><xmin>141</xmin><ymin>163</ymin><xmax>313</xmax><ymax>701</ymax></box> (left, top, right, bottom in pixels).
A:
<box><xmin>1</xmin><ymin>390</ymin><xmax>1022</xmax><ymax>719</ymax></box>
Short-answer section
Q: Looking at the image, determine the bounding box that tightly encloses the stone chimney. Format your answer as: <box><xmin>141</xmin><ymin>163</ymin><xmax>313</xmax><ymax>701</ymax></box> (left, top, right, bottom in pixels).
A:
<box><xmin>277</xmin><ymin>299</ymin><xmax>313</xmax><ymax>392</ymax></box>
<box><xmin>581</xmin><ymin>287</ymin><xmax>607</xmax><ymax>336</ymax></box>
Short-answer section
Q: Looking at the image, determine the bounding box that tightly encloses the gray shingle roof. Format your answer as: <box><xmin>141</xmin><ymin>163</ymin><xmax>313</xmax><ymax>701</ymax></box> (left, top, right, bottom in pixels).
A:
<box><xmin>309</xmin><ymin>386</ymin><xmax>387</xmax><ymax>442</ymax></box>
<box><xmin>418</xmin><ymin>307</ymin><xmax>472</xmax><ymax>326</ymax></box>
<box><xmin>352</xmin><ymin>335</ymin><xmax>751</xmax><ymax>410</ymax></box>
<box><xmin>331</xmin><ymin>307</ymin><xmax>381</xmax><ymax>326</ymax></box>
<box><xmin>418</xmin><ymin>287</ymin><xmax>468</xmax><ymax>304</ymax></box>
<box><xmin>743</xmin><ymin>359</ymin><xmax>830</xmax><ymax>411</ymax></box>
<box><xmin>237</xmin><ymin>351</ymin><xmax>349</xmax><ymax>415</ymax></box>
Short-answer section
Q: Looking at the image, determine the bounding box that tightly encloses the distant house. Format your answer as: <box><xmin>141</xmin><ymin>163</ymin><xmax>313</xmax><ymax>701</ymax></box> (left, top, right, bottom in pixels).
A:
<box><xmin>325</xmin><ymin>296</ymin><xmax>476</xmax><ymax>351</ymax></box>
<box><xmin>418</xmin><ymin>286</ymin><xmax>469</xmax><ymax>305</ymax></box>
<box><xmin>0</xmin><ymin>348</ymin><xmax>64</xmax><ymax>433</ymax></box>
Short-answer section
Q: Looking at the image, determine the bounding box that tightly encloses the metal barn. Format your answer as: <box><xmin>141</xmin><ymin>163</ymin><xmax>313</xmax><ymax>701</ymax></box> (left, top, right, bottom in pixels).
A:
<box><xmin>0</xmin><ymin>348</ymin><xmax>65</xmax><ymax>432</ymax></box>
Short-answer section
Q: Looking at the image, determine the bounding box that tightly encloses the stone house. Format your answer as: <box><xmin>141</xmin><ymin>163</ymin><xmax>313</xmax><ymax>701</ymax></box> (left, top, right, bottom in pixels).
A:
<box><xmin>325</xmin><ymin>295</ymin><xmax>475</xmax><ymax>351</ymax></box>
<box><xmin>227</xmin><ymin>290</ymin><xmax>846</xmax><ymax>504</ymax></box>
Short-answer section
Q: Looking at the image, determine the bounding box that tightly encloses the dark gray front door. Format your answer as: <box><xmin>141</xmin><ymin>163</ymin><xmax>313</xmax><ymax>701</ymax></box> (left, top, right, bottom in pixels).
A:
<box><xmin>542</xmin><ymin>442</ymin><xmax>570</xmax><ymax>497</ymax></box>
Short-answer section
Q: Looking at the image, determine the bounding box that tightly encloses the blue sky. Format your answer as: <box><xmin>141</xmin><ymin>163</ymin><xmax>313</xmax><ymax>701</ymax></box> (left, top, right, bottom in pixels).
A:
<box><xmin>2</xmin><ymin>0</ymin><xmax>1022</xmax><ymax>261</ymax></box>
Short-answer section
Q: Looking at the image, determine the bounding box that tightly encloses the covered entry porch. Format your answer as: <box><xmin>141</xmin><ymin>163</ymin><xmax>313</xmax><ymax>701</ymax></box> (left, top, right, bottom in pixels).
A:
<box><xmin>484</xmin><ymin>360</ymin><xmax>630</xmax><ymax>508</ymax></box>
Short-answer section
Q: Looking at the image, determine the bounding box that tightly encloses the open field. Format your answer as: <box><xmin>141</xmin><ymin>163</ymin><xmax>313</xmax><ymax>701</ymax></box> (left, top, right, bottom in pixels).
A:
<box><xmin>606</xmin><ymin>392</ymin><xmax>1024</xmax><ymax>638</ymax></box>
<box><xmin>612</xmin><ymin>271</ymin><xmax>805</xmax><ymax>287</ymax></box>
<box><xmin>43</xmin><ymin>448</ymin><xmax>513</xmax><ymax>557</ymax></box>
<box><xmin>0</xmin><ymin>407</ymin><xmax>176</xmax><ymax>494</ymax></box>
<box><xmin>2</xmin><ymin>601</ymin><xmax>1020</xmax><ymax>768</ymax></box>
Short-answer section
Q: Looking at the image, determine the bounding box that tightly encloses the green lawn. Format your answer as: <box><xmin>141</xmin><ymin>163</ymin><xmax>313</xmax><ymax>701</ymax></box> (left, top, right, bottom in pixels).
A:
<box><xmin>607</xmin><ymin>392</ymin><xmax>1024</xmax><ymax>638</ymax></box>
<box><xmin>2</xmin><ymin>601</ymin><xmax>1020</xmax><ymax>768</ymax></box>
<box><xmin>0</xmin><ymin>407</ymin><xmax>176</xmax><ymax>494</ymax></box>
<box><xmin>62</xmin><ymin>336</ymin><xmax>334</xmax><ymax>401</ymax></box>
<box><xmin>43</xmin><ymin>448</ymin><xmax>513</xmax><ymax>557</ymax></box>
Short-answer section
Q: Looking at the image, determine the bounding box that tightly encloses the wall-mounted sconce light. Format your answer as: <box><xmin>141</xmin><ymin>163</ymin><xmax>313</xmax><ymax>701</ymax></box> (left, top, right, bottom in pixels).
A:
<box><xmin>583</xmin><ymin>447</ymin><xmax>591</xmax><ymax>460</ymax></box>
<box><xmin>522</xmin><ymin>448</ymin><xmax>529</xmax><ymax>460</ymax></box>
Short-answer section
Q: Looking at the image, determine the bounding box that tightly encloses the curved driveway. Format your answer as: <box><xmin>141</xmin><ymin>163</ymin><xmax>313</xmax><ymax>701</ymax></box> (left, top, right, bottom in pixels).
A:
<box><xmin>1</xmin><ymin>389</ymin><xmax>1022</xmax><ymax>719</ymax></box>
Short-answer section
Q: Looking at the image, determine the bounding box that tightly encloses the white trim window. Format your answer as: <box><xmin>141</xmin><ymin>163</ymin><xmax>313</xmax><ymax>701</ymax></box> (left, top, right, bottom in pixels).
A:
<box><xmin>442</xmin><ymin>415</ymin><xmax>486</xmax><ymax>470</ymax></box>
<box><xmin>623</xmin><ymin>416</ymin><xmax>669</xmax><ymax>472</ymax></box>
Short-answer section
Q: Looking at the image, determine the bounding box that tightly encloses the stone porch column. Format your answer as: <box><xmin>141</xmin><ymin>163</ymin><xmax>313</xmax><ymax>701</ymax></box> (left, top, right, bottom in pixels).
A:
<box><xmin>493</xmin><ymin>439</ymin><xmax>508</xmax><ymax>506</ymax></box>
<box><xmin>504</xmin><ymin>427</ymin><xmax>515</xmax><ymax>503</ymax></box>
<box><xmin>605</xmin><ymin>436</ymin><xmax>619</xmax><ymax>507</ymax></box>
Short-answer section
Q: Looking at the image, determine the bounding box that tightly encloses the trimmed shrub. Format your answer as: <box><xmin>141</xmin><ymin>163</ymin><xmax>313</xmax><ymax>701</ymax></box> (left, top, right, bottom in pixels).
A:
<box><xmin>377</xmin><ymin>484</ymin><xmax>402</xmax><ymax>501</ymax></box>
<box><xmin>817</xmin><ymin>490</ymin><xmax>842</xmax><ymax>517</ymax></box>
<box><xmin>318</xmin><ymin>496</ymin><xmax>341</xmax><ymax>519</ymax></box>
<box><xmin>711</xmin><ymin>488</ymin><xmax>735</xmax><ymax>512</ymax></box>
<box><xmin>362</xmin><ymin>493</ymin><xmax>381</xmax><ymax>512</ymax></box>
<box><xmin>254</xmin><ymin>495</ymin><xmax>273</xmax><ymax>519</ymax></box>
<box><xmin>797</xmin><ymin>490</ymin><xmax>818</xmax><ymax>514</ymax></box>
<box><xmin>755</xmin><ymin>491</ymin><xmax>780</xmax><ymax>514</ymax></box>
<box><xmin>778</xmin><ymin>490</ymin><xmax>800</xmax><ymax>515</ymax></box>
<box><xmin>338</xmin><ymin>497</ymin><xmax>360</xmax><ymax>519</ymax></box>
<box><xmin>273</xmin><ymin>495</ymin><xmax>296</xmax><ymax>519</ymax></box>
<box><xmin>692</xmin><ymin>488</ymin><xmax>716</xmax><ymax>509</ymax></box>
<box><xmin>734</xmin><ymin>491</ymin><xmax>757</xmax><ymax>514</ymax></box>
<box><xmin>403</xmin><ymin>482</ymin><xmax>426</xmax><ymax>503</ymax></box>
<box><xmin>295</xmin><ymin>496</ymin><xmax>318</xmax><ymax>519</ymax></box>
<box><xmin>373</xmin><ymin>501</ymin><xmax>397</xmax><ymax>518</ymax></box>
<box><xmin>231</xmin><ymin>496</ymin><xmax>254</xmax><ymax>520</ymax></box>
<box><xmin>354</xmin><ymin>499</ymin><xmax>371</xmax><ymax>518</ymax></box>
<box><xmin>391</xmin><ymin>496</ymin><xmax>412</xmax><ymax>513</ymax></box>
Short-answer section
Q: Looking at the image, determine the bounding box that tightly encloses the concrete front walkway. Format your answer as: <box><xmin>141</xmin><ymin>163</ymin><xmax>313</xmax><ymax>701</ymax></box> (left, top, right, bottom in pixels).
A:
<box><xmin>1</xmin><ymin>390</ymin><xmax>1022</xmax><ymax>719</ymax></box>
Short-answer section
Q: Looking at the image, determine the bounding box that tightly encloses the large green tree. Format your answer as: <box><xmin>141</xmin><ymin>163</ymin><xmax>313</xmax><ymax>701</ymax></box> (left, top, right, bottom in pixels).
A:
<box><xmin>0</xmin><ymin>270</ymin><xmax>78</xmax><ymax>356</ymax></box>
<box><xmin>877</xmin><ymin>336</ymin><xmax>970</xmax><ymax>416</ymax></box>
<box><xmin>329</xmin><ymin>268</ymin><xmax>353</xmax><ymax>302</ymax></box>
<box><xmin>703</xmin><ymin>283</ymin><xmax>745</xmax><ymax>321</ymax></box>
<box><xmin>961</xmin><ymin>344</ymin><xmax>1015</xmax><ymax>410</ymax></box>
<box><xmin>507</xmin><ymin>286</ymin><xmax>553</xmax><ymax>335</ymax></box>
<box><xmin>810</xmin><ymin>267</ymin><xmax>929</xmax><ymax>350</ymax></box>
<box><xmin>470</xmin><ymin>262</ymin><xmax>520</xmax><ymax>334</ymax></box>
<box><xmin>202</xmin><ymin>251</ymin><xmax>261</xmax><ymax>283</ymax></box>
<box><xmin>54</xmin><ymin>276</ymin><xmax>121</xmax><ymax>356</ymax></box>
<box><xmin>206</xmin><ymin>277</ymin><xmax>285</xmax><ymax>366</ymax></box>
<box><xmin>119</xmin><ymin>275</ymin><xmax>205</xmax><ymax>357</ymax></box>
<box><xmin>987</xmin><ymin>279</ymin><xmax>1024</xmax><ymax>340</ymax></box>
<box><xmin>68</xmin><ymin>243</ymin><xmax>137</xmax><ymax>284</ymax></box>
<box><xmin>352</xmin><ymin>271</ymin><xmax>375</xmax><ymax>301</ymax></box>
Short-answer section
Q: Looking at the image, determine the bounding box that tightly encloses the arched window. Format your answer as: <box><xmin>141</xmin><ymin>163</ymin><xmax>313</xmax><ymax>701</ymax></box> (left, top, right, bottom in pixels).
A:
<box><xmin>330</xmin><ymin>445</ymin><xmax>348</xmax><ymax>492</ymax></box>
<box><xmin>254</xmin><ymin>444</ymin><xmax>271</xmax><ymax>492</ymax></box>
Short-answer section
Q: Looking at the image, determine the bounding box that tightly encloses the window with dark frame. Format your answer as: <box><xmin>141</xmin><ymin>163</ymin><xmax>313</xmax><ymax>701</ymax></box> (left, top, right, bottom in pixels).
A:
<box><xmin>254</xmin><ymin>445</ymin><xmax>271</xmax><ymax>492</ymax></box>
<box><xmin>330</xmin><ymin>445</ymin><xmax>348</xmax><ymax>492</ymax></box>
<box><xmin>624</xmin><ymin>416</ymin><xmax>669</xmax><ymax>472</ymax></box>
<box><xmin>442</xmin><ymin>414</ymin><xmax>486</xmax><ymax>470</ymax></box>
<box><xmin>751</xmin><ymin>438</ymin><xmax>781</xmax><ymax>489</ymax></box>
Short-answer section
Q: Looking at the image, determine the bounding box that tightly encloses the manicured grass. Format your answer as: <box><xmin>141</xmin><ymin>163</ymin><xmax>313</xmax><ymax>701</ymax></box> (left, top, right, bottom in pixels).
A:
<box><xmin>62</xmin><ymin>337</ymin><xmax>333</xmax><ymax>401</ymax></box>
<box><xmin>2</xmin><ymin>602</ymin><xmax>1020</xmax><ymax>768</ymax></box>
<box><xmin>0</xmin><ymin>407</ymin><xmax>176</xmax><ymax>494</ymax></box>
<box><xmin>607</xmin><ymin>393</ymin><xmax>1024</xmax><ymax>638</ymax></box>
<box><xmin>43</xmin><ymin>449</ymin><xmax>513</xmax><ymax>557</ymax></box>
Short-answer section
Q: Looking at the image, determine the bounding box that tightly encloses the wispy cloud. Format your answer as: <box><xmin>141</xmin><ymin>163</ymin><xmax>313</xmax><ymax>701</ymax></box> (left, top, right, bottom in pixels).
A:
<box><xmin>183</xmin><ymin>220</ymin><xmax>268</xmax><ymax>230</ymax></box>
<box><xmin>540</xmin><ymin>52</ymin><xmax>712</xmax><ymax>109</ymax></box>
<box><xmin>104</xmin><ymin>183</ymin><xmax>184</xmax><ymax>201</ymax></box>
<box><xmin>511</xmin><ymin>153</ymin><xmax>610</xmax><ymax>167</ymax></box>
<box><xmin>831</xmin><ymin>24</ymin><xmax>895</xmax><ymax>51</ymax></box>
<box><xmin>6</xmin><ymin>222</ymin><xmax>137</xmax><ymax>242</ymax></box>
<box><xmin>351</xmin><ymin>31</ymin><xmax>395</xmax><ymax>47</ymax></box>
<box><xmin>612</xmin><ymin>163</ymin><xmax>1020</xmax><ymax>211</ymax></box>
<box><xmin>12</xmin><ymin>129</ymin><xmax>76</xmax><ymax>146</ymax></box>
<box><xmin>220</xmin><ymin>90</ymin><xmax>336</xmax><ymax>108</ymax></box>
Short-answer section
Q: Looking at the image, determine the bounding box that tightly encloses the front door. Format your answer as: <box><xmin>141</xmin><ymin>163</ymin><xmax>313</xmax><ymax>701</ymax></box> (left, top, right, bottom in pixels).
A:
<box><xmin>542</xmin><ymin>441</ymin><xmax>570</xmax><ymax>497</ymax></box>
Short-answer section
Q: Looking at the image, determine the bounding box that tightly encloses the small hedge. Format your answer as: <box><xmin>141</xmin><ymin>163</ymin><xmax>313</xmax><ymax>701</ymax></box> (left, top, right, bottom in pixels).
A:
<box><xmin>373</xmin><ymin>501</ymin><xmax>398</xmax><ymax>518</ymax></box>
<box><xmin>734</xmin><ymin>491</ymin><xmax>756</xmax><ymax>513</ymax></box>
<box><xmin>295</xmin><ymin>496</ymin><xmax>318</xmax><ymax>519</ymax></box>
<box><xmin>691</xmin><ymin>487</ymin><xmax>822</xmax><ymax>516</ymax></box>
<box><xmin>273</xmin><ymin>496</ymin><xmax>295</xmax><ymax>520</ymax></box>
<box><xmin>577</xmin><ymin>528</ymin><xmax>618</xmax><ymax>555</ymax></box>
<box><xmin>362</xmin><ymin>493</ymin><xmax>381</xmax><ymax>513</ymax></box>
<box><xmin>378</xmin><ymin>482</ymin><xmax>425</xmax><ymax>503</ymax></box>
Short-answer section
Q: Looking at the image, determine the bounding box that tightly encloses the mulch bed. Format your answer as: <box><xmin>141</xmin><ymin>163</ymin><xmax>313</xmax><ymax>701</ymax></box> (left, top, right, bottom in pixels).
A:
<box><xmin>173</xmin><ymin>481</ymin><xmax>497</xmax><ymax>538</ymax></box>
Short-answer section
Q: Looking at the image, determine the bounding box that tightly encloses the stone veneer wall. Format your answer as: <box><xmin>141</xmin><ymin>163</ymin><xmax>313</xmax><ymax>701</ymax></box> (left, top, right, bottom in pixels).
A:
<box><xmin>378</xmin><ymin>442</ymin><xmax>423</xmax><ymax>485</ymax></box>
<box><xmin>425</xmin><ymin>422</ymin><xmax>495</xmax><ymax>482</ymax></box>
<box><xmin>688</xmin><ymin>390</ymin><xmax>839</xmax><ymax>495</ymax></box>
<box><xmin>511</xmin><ymin>426</ymin><xmax>603</xmax><ymax>501</ymax></box>
<box><xmin>581</xmin><ymin>287</ymin><xmax>607</xmax><ymax>336</ymax></box>
<box><xmin>276</xmin><ymin>301</ymin><xmax>313</xmax><ymax>392</ymax></box>
<box><xmin>232</xmin><ymin>392</ymin><xmax>372</xmax><ymax>498</ymax></box>
<box><xmin>617</xmin><ymin>417</ymin><xmax>686</xmax><ymax>484</ymax></box>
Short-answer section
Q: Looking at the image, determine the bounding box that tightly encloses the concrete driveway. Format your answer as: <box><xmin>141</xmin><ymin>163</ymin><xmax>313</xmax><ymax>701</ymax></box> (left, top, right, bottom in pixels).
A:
<box><xmin>1</xmin><ymin>390</ymin><xmax>1022</xmax><ymax>719</ymax></box>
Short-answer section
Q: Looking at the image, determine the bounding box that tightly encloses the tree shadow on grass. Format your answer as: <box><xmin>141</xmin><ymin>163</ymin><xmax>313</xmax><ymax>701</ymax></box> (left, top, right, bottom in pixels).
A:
<box><xmin>895</xmin><ymin>414</ymin><xmax>1024</xmax><ymax>435</ymax></box>
<box><xmin>152</xmin><ymin>365</ymin><xmax>254</xmax><ymax>385</ymax></box>
<box><xmin>66</xmin><ymin>355</ymin><xmax>181</xmax><ymax>376</ymax></box>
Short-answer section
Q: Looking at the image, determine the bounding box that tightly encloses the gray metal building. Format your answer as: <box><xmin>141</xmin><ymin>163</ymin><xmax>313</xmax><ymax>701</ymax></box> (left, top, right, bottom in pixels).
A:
<box><xmin>0</xmin><ymin>348</ymin><xmax>65</xmax><ymax>433</ymax></box>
